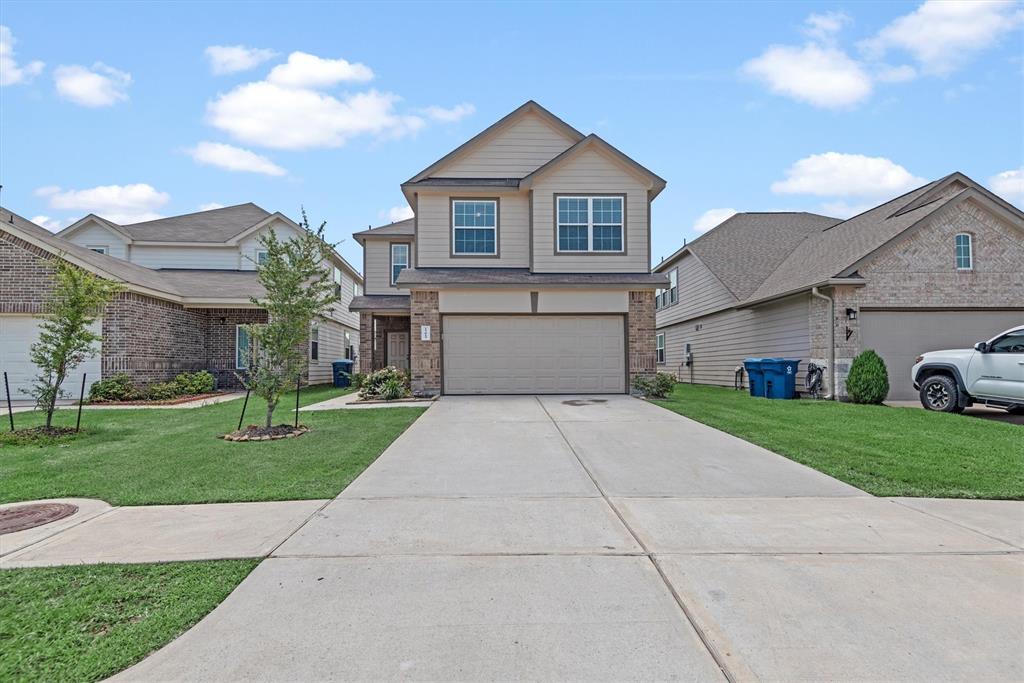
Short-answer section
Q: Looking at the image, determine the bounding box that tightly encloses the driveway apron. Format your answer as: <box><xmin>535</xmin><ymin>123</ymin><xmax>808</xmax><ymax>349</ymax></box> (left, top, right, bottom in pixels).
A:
<box><xmin>117</xmin><ymin>395</ymin><xmax>1024</xmax><ymax>682</ymax></box>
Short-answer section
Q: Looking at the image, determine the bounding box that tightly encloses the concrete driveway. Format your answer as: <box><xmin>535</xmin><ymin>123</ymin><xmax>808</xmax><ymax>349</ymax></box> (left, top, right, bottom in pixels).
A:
<box><xmin>119</xmin><ymin>395</ymin><xmax>1024</xmax><ymax>682</ymax></box>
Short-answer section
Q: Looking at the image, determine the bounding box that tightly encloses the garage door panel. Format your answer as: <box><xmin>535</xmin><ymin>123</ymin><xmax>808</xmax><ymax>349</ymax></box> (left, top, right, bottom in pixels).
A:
<box><xmin>861</xmin><ymin>310</ymin><xmax>1024</xmax><ymax>400</ymax></box>
<box><xmin>0</xmin><ymin>316</ymin><xmax>101</xmax><ymax>402</ymax></box>
<box><xmin>443</xmin><ymin>315</ymin><xmax>625</xmax><ymax>394</ymax></box>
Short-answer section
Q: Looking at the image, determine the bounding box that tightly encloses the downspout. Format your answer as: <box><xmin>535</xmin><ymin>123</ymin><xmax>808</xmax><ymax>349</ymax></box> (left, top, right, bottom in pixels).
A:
<box><xmin>810</xmin><ymin>286</ymin><xmax>835</xmax><ymax>400</ymax></box>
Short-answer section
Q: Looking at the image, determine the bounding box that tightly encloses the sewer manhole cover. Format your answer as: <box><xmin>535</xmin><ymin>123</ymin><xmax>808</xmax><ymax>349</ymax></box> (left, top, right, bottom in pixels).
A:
<box><xmin>561</xmin><ymin>399</ymin><xmax>608</xmax><ymax>406</ymax></box>
<box><xmin>0</xmin><ymin>503</ymin><xmax>79</xmax><ymax>535</ymax></box>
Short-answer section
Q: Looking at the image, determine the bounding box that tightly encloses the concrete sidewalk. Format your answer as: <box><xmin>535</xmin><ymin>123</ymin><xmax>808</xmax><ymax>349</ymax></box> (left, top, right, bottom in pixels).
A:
<box><xmin>1</xmin><ymin>392</ymin><xmax>245</xmax><ymax>415</ymax></box>
<box><xmin>1</xmin><ymin>498</ymin><xmax>325</xmax><ymax>567</ymax></box>
<box><xmin>117</xmin><ymin>394</ymin><xmax>1024</xmax><ymax>682</ymax></box>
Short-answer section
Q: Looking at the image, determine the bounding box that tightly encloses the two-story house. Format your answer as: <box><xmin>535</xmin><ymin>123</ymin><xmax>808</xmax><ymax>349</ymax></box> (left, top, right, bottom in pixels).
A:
<box><xmin>653</xmin><ymin>172</ymin><xmax>1024</xmax><ymax>400</ymax></box>
<box><xmin>350</xmin><ymin>101</ymin><xmax>668</xmax><ymax>395</ymax></box>
<box><xmin>0</xmin><ymin>204</ymin><xmax>362</xmax><ymax>399</ymax></box>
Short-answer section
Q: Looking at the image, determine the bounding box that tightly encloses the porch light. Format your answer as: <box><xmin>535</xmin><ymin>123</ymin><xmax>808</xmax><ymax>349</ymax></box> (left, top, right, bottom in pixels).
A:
<box><xmin>845</xmin><ymin>308</ymin><xmax>857</xmax><ymax>321</ymax></box>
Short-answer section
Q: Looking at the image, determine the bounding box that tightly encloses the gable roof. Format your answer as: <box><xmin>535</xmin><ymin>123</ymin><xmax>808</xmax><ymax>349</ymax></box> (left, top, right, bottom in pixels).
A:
<box><xmin>655</xmin><ymin>212</ymin><xmax>841</xmax><ymax>300</ymax></box>
<box><xmin>118</xmin><ymin>203</ymin><xmax>272</xmax><ymax>243</ymax></box>
<box><xmin>519</xmin><ymin>134</ymin><xmax>667</xmax><ymax>198</ymax></box>
<box><xmin>353</xmin><ymin>218</ymin><xmax>415</xmax><ymax>242</ymax></box>
<box><xmin>406</xmin><ymin>100</ymin><xmax>584</xmax><ymax>184</ymax></box>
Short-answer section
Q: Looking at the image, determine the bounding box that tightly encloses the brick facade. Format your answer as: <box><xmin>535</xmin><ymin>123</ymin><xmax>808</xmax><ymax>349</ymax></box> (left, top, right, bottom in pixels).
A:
<box><xmin>1</xmin><ymin>231</ymin><xmax>58</xmax><ymax>314</ymax></box>
<box><xmin>627</xmin><ymin>290</ymin><xmax>656</xmax><ymax>390</ymax></box>
<box><xmin>410</xmin><ymin>290</ymin><xmax>441</xmax><ymax>395</ymax></box>
<box><xmin>358</xmin><ymin>313</ymin><xmax>411</xmax><ymax>373</ymax></box>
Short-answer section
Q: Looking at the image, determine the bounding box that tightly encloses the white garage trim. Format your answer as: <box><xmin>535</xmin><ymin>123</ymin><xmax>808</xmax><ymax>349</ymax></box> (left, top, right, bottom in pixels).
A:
<box><xmin>441</xmin><ymin>314</ymin><xmax>627</xmax><ymax>395</ymax></box>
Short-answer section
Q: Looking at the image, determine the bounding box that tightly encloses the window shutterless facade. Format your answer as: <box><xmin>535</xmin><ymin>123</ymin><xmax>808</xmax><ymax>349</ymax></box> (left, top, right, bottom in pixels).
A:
<box><xmin>256</xmin><ymin>249</ymin><xmax>269</xmax><ymax>265</ymax></box>
<box><xmin>390</xmin><ymin>243</ymin><xmax>409</xmax><ymax>285</ymax></box>
<box><xmin>333</xmin><ymin>266</ymin><xmax>343</xmax><ymax>297</ymax></box>
<box><xmin>955</xmin><ymin>233</ymin><xmax>973</xmax><ymax>270</ymax></box>
<box><xmin>556</xmin><ymin>196</ymin><xmax>624</xmax><ymax>253</ymax></box>
<box><xmin>668</xmin><ymin>268</ymin><xmax>678</xmax><ymax>304</ymax></box>
<box><xmin>656</xmin><ymin>333</ymin><xmax>665</xmax><ymax>364</ymax></box>
<box><xmin>235</xmin><ymin>325</ymin><xmax>250</xmax><ymax>370</ymax></box>
<box><xmin>87</xmin><ymin>245</ymin><xmax>108</xmax><ymax>254</ymax></box>
<box><xmin>310</xmin><ymin>324</ymin><xmax>319</xmax><ymax>362</ymax></box>
<box><xmin>451</xmin><ymin>199</ymin><xmax>498</xmax><ymax>256</ymax></box>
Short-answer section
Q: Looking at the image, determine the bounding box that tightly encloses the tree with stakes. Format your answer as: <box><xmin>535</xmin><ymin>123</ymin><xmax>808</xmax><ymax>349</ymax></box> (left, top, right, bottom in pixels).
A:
<box><xmin>239</xmin><ymin>210</ymin><xmax>339</xmax><ymax>429</ymax></box>
<box><xmin>29</xmin><ymin>257</ymin><xmax>120</xmax><ymax>429</ymax></box>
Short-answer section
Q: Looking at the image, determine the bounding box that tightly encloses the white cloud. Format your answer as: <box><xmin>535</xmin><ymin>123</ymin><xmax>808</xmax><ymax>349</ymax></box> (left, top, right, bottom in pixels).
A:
<box><xmin>199</xmin><ymin>202</ymin><xmax>225</xmax><ymax>211</ymax></box>
<box><xmin>266</xmin><ymin>51</ymin><xmax>373</xmax><ymax>88</ymax></box>
<box><xmin>208</xmin><ymin>85</ymin><xmax>424</xmax><ymax>150</ymax></box>
<box><xmin>36</xmin><ymin>183</ymin><xmax>169</xmax><ymax>224</ymax></box>
<box><xmin>990</xmin><ymin>168</ymin><xmax>1024</xmax><ymax>200</ymax></box>
<box><xmin>187</xmin><ymin>141</ymin><xmax>286</xmax><ymax>176</ymax></box>
<box><xmin>860</xmin><ymin>0</ymin><xmax>1024</xmax><ymax>75</ymax></box>
<box><xmin>742</xmin><ymin>43</ymin><xmax>872</xmax><ymax>108</ymax></box>
<box><xmin>803</xmin><ymin>11</ymin><xmax>850</xmax><ymax>42</ymax></box>
<box><xmin>874</xmin><ymin>64</ymin><xmax>916</xmax><ymax>83</ymax></box>
<box><xmin>54</xmin><ymin>63</ymin><xmax>131</xmax><ymax>107</ymax></box>
<box><xmin>693</xmin><ymin>208</ymin><xmax>738</xmax><ymax>234</ymax></box>
<box><xmin>423</xmin><ymin>103</ymin><xmax>475</xmax><ymax>123</ymax></box>
<box><xmin>0</xmin><ymin>25</ymin><xmax>44</xmax><ymax>85</ymax></box>
<box><xmin>381</xmin><ymin>205</ymin><xmax>415</xmax><ymax>223</ymax></box>
<box><xmin>772</xmin><ymin>152</ymin><xmax>926</xmax><ymax>197</ymax></box>
<box><xmin>30</xmin><ymin>215</ymin><xmax>63</xmax><ymax>231</ymax></box>
<box><xmin>820</xmin><ymin>200</ymin><xmax>876</xmax><ymax>218</ymax></box>
<box><xmin>205</xmin><ymin>45</ymin><xmax>277</xmax><ymax>75</ymax></box>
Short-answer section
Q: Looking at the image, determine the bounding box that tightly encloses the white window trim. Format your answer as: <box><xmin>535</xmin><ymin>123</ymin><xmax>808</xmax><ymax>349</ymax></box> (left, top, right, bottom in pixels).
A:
<box><xmin>451</xmin><ymin>199</ymin><xmax>498</xmax><ymax>256</ymax></box>
<box><xmin>656</xmin><ymin>332</ymin><xmax>666</xmax><ymax>364</ymax></box>
<box><xmin>391</xmin><ymin>243</ymin><xmax>409</xmax><ymax>285</ymax></box>
<box><xmin>256</xmin><ymin>249</ymin><xmax>269</xmax><ymax>266</ymax></box>
<box><xmin>556</xmin><ymin>196</ymin><xmax>625</xmax><ymax>254</ymax></box>
<box><xmin>235</xmin><ymin>325</ymin><xmax>249</xmax><ymax>370</ymax></box>
<box><xmin>955</xmin><ymin>233</ymin><xmax>973</xmax><ymax>270</ymax></box>
<box><xmin>310</xmin><ymin>323</ymin><xmax>320</xmax><ymax>363</ymax></box>
<box><xmin>668</xmin><ymin>268</ymin><xmax>678</xmax><ymax>305</ymax></box>
<box><xmin>353</xmin><ymin>281</ymin><xmax>362</xmax><ymax>297</ymax></box>
<box><xmin>86</xmin><ymin>245</ymin><xmax>109</xmax><ymax>254</ymax></box>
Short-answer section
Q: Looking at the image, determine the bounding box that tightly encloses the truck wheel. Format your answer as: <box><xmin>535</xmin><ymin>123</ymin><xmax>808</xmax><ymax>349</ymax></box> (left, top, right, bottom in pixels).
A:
<box><xmin>919</xmin><ymin>375</ymin><xmax>963</xmax><ymax>413</ymax></box>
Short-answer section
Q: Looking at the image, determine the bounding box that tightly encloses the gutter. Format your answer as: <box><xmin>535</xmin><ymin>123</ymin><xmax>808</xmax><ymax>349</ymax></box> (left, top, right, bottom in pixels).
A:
<box><xmin>810</xmin><ymin>286</ymin><xmax>835</xmax><ymax>400</ymax></box>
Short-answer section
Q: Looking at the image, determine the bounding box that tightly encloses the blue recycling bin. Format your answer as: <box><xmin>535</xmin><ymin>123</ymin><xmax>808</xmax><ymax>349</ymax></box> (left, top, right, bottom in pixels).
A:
<box><xmin>761</xmin><ymin>358</ymin><xmax>800</xmax><ymax>399</ymax></box>
<box><xmin>743</xmin><ymin>358</ymin><xmax>767</xmax><ymax>398</ymax></box>
<box><xmin>332</xmin><ymin>359</ymin><xmax>354</xmax><ymax>388</ymax></box>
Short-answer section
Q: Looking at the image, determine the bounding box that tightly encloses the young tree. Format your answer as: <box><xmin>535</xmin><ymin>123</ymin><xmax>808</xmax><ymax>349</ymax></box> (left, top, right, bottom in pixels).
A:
<box><xmin>29</xmin><ymin>258</ymin><xmax>120</xmax><ymax>428</ymax></box>
<box><xmin>240</xmin><ymin>210</ymin><xmax>339</xmax><ymax>428</ymax></box>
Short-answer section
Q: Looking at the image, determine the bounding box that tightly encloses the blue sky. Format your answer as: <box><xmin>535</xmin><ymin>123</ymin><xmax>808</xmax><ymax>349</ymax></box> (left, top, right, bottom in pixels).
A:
<box><xmin>2</xmin><ymin>0</ymin><xmax>1022</xmax><ymax>267</ymax></box>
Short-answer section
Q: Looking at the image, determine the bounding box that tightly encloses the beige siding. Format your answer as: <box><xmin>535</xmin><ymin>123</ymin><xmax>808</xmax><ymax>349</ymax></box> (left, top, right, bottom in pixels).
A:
<box><xmin>415</xmin><ymin>192</ymin><xmax>529</xmax><ymax>268</ymax></box>
<box><xmin>308</xmin><ymin>318</ymin><xmax>358</xmax><ymax>384</ymax></box>
<box><xmin>63</xmin><ymin>222</ymin><xmax>129</xmax><ymax>260</ymax></box>
<box><xmin>439</xmin><ymin>115</ymin><xmax>575</xmax><ymax>178</ymax></box>
<box><xmin>237</xmin><ymin>222</ymin><xmax>303</xmax><ymax>270</ymax></box>
<box><xmin>328</xmin><ymin>267</ymin><xmax>361</xmax><ymax>329</ymax></box>
<box><xmin>130</xmin><ymin>245</ymin><xmax>240</xmax><ymax>269</ymax></box>
<box><xmin>661</xmin><ymin>295</ymin><xmax>811</xmax><ymax>387</ymax></box>
<box><xmin>364</xmin><ymin>239</ymin><xmax>413</xmax><ymax>295</ymax></box>
<box><xmin>438</xmin><ymin>290</ymin><xmax>531</xmax><ymax>313</ymax></box>
<box><xmin>656</xmin><ymin>252</ymin><xmax>737</xmax><ymax>327</ymax></box>
<box><xmin>531</xmin><ymin>148</ymin><xmax>650</xmax><ymax>273</ymax></box>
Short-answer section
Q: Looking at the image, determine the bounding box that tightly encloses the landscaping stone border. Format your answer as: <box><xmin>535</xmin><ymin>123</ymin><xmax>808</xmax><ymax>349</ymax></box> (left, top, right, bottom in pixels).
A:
<box><xmin>221</xmin><ymin>426</ymin><xmax>309</xmax><ymax>442</ymax></box>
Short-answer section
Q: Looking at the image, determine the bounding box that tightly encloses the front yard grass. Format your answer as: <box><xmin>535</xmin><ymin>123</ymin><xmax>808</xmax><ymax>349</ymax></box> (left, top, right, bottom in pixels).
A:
<box><xmin>0</xmin><ymin>560</ymin><xmax>256</xmax><ymax>682</ymax></box>
<box><xmin>0</xmin><ymin>385</ymin><xmax>425</xmax><ymax>505</ymax></box>
<box><xmin>653</xmin><ymin>383</ymin><xmax>1023</xmax><ymax>499</ymax></box>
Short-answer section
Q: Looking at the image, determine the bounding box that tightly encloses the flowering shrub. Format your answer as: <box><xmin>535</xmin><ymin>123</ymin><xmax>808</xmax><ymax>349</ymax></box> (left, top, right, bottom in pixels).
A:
<box><xmin>359</xmin><ymin>366</ymin><xmax>411</xmax><ymax>400</ymax></box>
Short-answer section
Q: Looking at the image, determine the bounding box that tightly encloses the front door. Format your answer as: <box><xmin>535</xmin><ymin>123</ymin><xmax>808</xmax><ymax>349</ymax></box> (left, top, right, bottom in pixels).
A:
<box><xmin>387</xmin><ymin>332</ymin><xmax>410</xmax><ymax>371</ymax></box>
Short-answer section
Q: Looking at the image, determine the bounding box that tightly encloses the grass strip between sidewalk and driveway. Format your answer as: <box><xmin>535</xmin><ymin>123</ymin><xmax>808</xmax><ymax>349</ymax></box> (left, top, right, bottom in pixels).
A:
<box><xmin>653</xmin><ymin>383</ymin><xmax>1023</xmax><ymax>499</ymax></box>
<box><xmin>1</xmin><ymin>385</ymin><xmax>426</xmax><ymax>506</ymax></box>
<box><xmin>0</xmin><ymin>559</ymin><xmax>257</xmax><ymax>682</ymax></box>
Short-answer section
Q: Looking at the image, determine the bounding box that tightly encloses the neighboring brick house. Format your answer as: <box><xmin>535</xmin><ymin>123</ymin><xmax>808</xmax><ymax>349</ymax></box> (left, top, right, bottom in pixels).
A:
<box><xmin>0</xmin><ymin>205</ymin><xmax>362</xmax><ymax>401</ymax></box>
<box><xmin>350</xmin><ymin>101</ymin><xmax>667</xmax><ymax>395</ymax></box>
<box><xmin>654</xmin><ymin>172</ymin><xmax>1024</xmax><ymax>400</ymax></box>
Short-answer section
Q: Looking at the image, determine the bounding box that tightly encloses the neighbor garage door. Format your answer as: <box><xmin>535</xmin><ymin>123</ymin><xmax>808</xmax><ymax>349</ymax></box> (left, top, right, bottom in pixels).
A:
<box><xmin>443</xmin><ymin>315</ymin><xmax>625</xmax><ymax>394</ymax></box>
<box><xmin>0</xmin><ymin>315</ymin><xmax>101</xmax><ymax>403</ymax></box>
<box><xmin>860</xmin><ymin>310</ymin><xmax>1024</xmax><ymax>400</ymax></box>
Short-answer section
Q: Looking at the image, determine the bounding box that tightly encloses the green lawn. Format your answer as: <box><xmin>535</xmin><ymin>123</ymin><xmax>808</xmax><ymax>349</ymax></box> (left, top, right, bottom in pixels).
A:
<box><xmin>652</xmin><ymin>383</ymin><xmax>1024</xmax><ymax>499</ymax></box>
<box><xmin>0</xmin><ymin>385</ymin><xmax>425</xmax><ymax>505</ymax></box>
<box><xmin>0</xmin><ymin>560</ymin><xmax>256</xmax><ymax>682</ymax></box>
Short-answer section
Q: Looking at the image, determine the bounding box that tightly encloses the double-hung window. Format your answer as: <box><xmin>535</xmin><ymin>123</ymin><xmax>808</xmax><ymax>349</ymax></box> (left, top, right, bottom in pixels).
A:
<box><xmin>668</xmin><ymin>268</ymin><xmax>678</xmax><ymax>305</ymax></box>
<box><xmin>256</xmin><ymin>249</ymin><xmax>269</xmax><ymax>266</ymax></box>
<box><xmin>310</xmin><ymin>324</ymin><xmax>320</xmax><ymax>362</ymax></box>
<box><xmin>557</xmin><ymin>196</ymin><xmax>624</xmax><ymax>253</ymax></box>
<box><xmin>452</xmin><ymin>200</ymin><xmax>497</xmax><ymax>255</ymax></box>
<box><xmin>236</xmin><ymin>325</ymin><xmax>251</xmax><ymax>370</ymax></box>
<box><xmin>353</xmin><ymin>281</ymin><xmax>362</xmax><ymax>297</ymax></box>
<box><xmin>333</xmin><ymin>266</ymin><xmax>343</xmax><ymax>297</ymax></box>
<box><xmin>656</xmin><ymin>333</ymin><xmax>665</xmax><ymax>364</ymax></box>
<box><xmin>391</xmin><ymin>243</ymin><xmax>409</xmax><ymax>285</ymax></box>
<box><xmin>955</xmin><ymin>233</ymin><xmax>972</xmax><ymax>270</ymax></box>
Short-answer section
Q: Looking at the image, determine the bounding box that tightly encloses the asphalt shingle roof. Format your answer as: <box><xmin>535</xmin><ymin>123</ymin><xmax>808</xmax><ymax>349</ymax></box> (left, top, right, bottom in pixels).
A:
<box><xmin>349</xmin><ymin>294</ymin><xmax>411</xmax><ymax>311</ymax></box>
<box><xmin>119</xmin><ymin>203</ymin><xmax>271</xmax><ymax>242</ymax></box>
<box><xmin>353</xmin><ymin>218</ymin><xmax>415</xmax><ymax>239</ymax></box>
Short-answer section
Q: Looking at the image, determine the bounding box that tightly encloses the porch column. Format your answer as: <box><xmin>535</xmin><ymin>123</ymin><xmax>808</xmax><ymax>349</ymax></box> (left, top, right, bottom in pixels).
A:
<box><xmin>359</xmin><ymin>312</ymin><xmax>373</xmax><ymax>374</ymax></box>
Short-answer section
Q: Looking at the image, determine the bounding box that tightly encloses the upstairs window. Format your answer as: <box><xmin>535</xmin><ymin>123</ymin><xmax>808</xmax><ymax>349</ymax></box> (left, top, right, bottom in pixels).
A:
<box><xmin>955</xmin><ymin>233</ymin><xmax>972</xmax><ymax>270</ymax></box>
<box><xmin>310</xmin><ymin>324</ymin><xmax>319</xmax><ymax>362</ymax></box>
<box><xmin>655</xmin><ymin>288</ymin><xmax>664</xmax><ymax>310</ymax></box>
<box><xmin>557</xmin><ymin>196</ymin><xmax>624</xmax><ymax>253</ymax></box>
<box><xmin>668</xmin><ymin>268</ymin><xmax>678</xmax><ymax>305</ymax></box>
<box><xmin>391</xmin><ymin>243</ymin><xmax>409</xmax><ymax>285</ymax></box>
<box><xmin>452</xmin><ymin>200</ymin><xmax>497</xmax><ymax>255</ymax></box>
<box><xmin>256</xmin><ymin>249</ymin><xmax>269</xmax><ymax>266</ymax></box>
<box><xmin>353</xmin><ymin>281</ymin><xmax>362</xmax><ymax>297</ymax></box>
<box><xmin>87</xmin><ymin>245</ymin><xmax>108</xmax><ymax>254</ymax></box>
<box><xmin>333</xmin><ymin>266</ymin><xmax>343</xmax><ymax>297</ymax></box>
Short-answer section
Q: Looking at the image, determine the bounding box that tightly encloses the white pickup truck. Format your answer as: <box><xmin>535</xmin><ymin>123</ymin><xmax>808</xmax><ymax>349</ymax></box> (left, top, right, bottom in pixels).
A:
<box><xmin>911</xmin><ymin>325</ymin><xmax>1024</xmax><ymax>413</ymax></box>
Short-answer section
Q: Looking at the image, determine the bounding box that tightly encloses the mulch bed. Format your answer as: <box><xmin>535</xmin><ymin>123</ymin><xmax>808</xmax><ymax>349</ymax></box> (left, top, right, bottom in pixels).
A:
<box><xmin>0</xmin><ymin>502</ymin><xmax>79</xmax><ymax>535</ymax></box>
<box><xmin>221</xmin><ymin>424</ymin><xmax>309</xmax><ymax>442</ymax></box>
<box><xmin>89</xmin><ymin>392</ymin><xmax>227</xmax><ymax>406</ymax></box>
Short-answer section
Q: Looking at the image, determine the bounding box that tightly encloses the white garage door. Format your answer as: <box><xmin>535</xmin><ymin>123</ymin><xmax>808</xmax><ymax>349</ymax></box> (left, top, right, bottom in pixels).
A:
<box><xmin>861</xmin><ymin>310</ymin><xmax>1024</xmax><ymax>400</ymax></box>
<box><xmin>0</xmin><ymin>316</ymin><xmax>101</xmax><ymax>403</ymax></box>
<box><xmin>443</xmin><ymin>315</ymin><xmax>625</xmax><ymax>394</ymax></box>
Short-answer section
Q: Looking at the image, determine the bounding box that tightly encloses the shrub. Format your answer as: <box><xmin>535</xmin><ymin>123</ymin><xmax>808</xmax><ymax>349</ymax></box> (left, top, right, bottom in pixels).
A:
<box><xmin>88</xmin><ymin>373</ymin><xmax>140</xmax><ymax>402</ymax></box>
<box><xmin>846</xmin><ymin>349</ymin><xmax>890</xmax><ymax>404</ymax></box>
<box><xmin>174</xmin><ymin>370</ymin><xmax>215</xmax><ymax>395</ymax></box>
<box><xmin>633</xmin><ymin>372</ymin><xmax>677</xmax><ymax>398</ymax></box>
<box><xmin>146</xmin><ymin>382</ymin><xmax>180</xmax><ymax>401</ymax></box>
<box><xmin>351</xmin><ymin>373</ymin><xmax>365</xmax><ymax>389</ymax></box>
<box><xmin>359</xmin><ymin>366</ymin><xmax>411</xmax><ymax>400</ymax></box>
